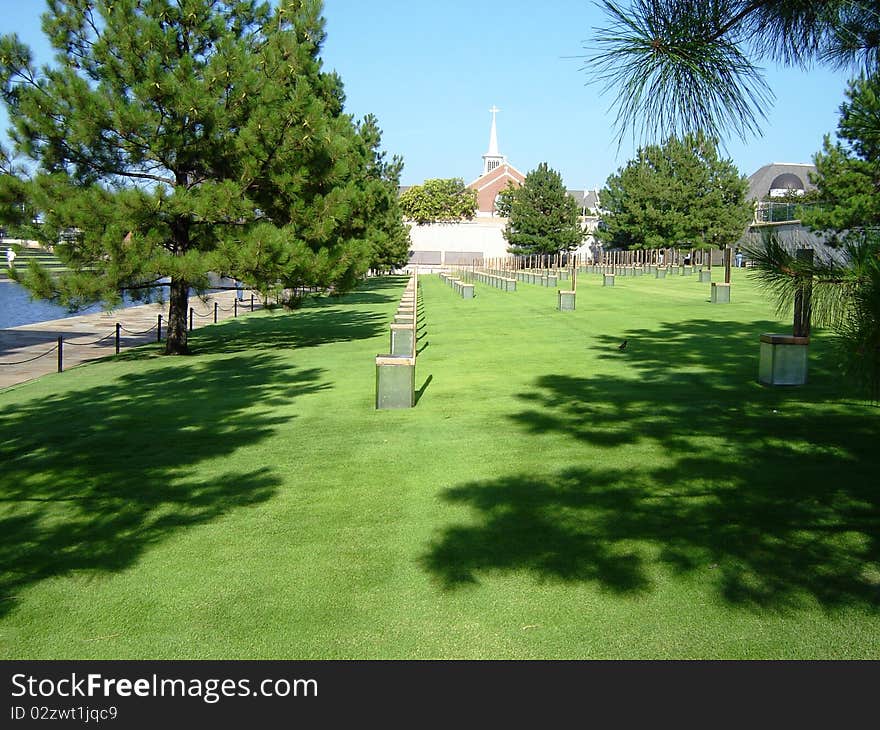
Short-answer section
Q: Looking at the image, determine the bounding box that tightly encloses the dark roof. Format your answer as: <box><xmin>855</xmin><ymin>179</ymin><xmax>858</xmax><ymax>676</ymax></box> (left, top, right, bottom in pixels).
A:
<box><xmin>770</xmin><ymin>173</ymin><xmax>806</xmax><ymax>193</ymax></box>
<box><xmin>747</xmin><ymin>163</ymin><xmax>816</xmax><ymax>200</ymax></box>
<box><xmin>567</xmin><ymin>189</ymin><xmax>601</xmax><ymax>213</ymax></box>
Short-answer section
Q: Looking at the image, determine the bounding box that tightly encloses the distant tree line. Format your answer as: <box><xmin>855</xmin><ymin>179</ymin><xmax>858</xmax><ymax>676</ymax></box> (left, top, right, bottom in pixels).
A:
<box><xmin>596</xmin><ymin>132</ymin><xmax>752</xmax><ymax>252</ymax></box>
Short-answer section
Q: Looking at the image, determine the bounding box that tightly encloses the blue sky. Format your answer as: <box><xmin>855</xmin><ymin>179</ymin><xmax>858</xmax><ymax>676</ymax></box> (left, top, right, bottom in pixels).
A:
<box><xmin>1</xmin><ymin>1</ymin><xmax>854</xmax><ymax>189</ymax></box>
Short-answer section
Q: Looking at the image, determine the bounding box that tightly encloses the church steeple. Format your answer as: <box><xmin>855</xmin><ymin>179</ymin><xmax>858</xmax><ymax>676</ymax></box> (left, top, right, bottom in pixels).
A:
<box><xmin>482</xmin><ymin>105</ymin><xmax>507</xmax><ymax>175</ymax></box>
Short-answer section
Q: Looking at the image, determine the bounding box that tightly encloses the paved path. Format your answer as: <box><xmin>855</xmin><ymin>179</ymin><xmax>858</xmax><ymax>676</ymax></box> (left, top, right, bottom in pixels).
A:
<box><xmin>0</xmin><ymin>289</ymin><xmax>263</xmax><ymax>390</ymax></box>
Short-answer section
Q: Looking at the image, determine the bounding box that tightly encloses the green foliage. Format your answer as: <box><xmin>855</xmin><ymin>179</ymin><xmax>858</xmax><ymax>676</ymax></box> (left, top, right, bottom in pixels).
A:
<box><xmin>586</xmin><ymin>0</ymin><xmax>772</xmax><ymax>143</ymax></box>
<box><xmin>803</xmin><ymin>72</ymin><xmax>880</xmax><ymax>237</ymax></box>
<box><xmin>762</xmin><ymin>189</ymin><xmax>823</xmax><ymax>205</ymax></box>
<box><xmin>836</xmin><ymin>236</ymin><xmax>880</xmax><ymax>400</ymax></box>
<box><xmin>355</xmin><ymin>115</ymin><xmax>410</xmax><ymax>272</ymax></box>
<box><xmin>494</xmin><ymin>181</ymin><xmax>517</xmax><ymax>218</ymax></box>
<box><xmin>750</xmin><ymin>71</ymin><xmax>880</xmax><ymax>400</ymax></box>
<box><xmin>585</xmin><ymin>0</ymin><xmax>880</xmax><ymax>143</ymax></box>
<box><xmin>398</xmin><ymin>178</ymin><xmax>477</xmax><ymax>225</ymax></box>
<box><xmin>0</xmin><ymin>0</ymin><xmax>403</xmax><ymax>353</ymax></box>
<box><xmin>503</xmin><ymin>163</ymin><xmax>583</xmax><ymax>256</ymax></box>
<box><xmin>747</xmin><ymin>231</ymin><xmax>880</xmax><ymax>400</ymax></box>
<box><xmin>0</xmin><ymin>143</ymin><xmax>32</xmax><ymax>236</ymax></box>
<box><xmin>597</xmin><ymin>132</ymin><xmax>751</xmax><ymax>250</ymax></box>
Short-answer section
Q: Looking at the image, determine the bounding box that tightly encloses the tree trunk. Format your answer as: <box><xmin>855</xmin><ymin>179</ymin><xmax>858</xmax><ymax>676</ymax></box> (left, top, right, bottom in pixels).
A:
<box><xmin>165</xmin><ymin>276</ymin><xmax>189</xmax><ymax>355</ymax></box>
<box><xmin>793</xmin><ymin>248</ymin><xmax>814</xmax><ymax>338</ymax></box>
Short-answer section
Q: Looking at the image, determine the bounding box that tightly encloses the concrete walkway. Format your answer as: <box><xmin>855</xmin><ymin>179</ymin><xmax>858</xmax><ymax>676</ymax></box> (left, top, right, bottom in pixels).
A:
<box><xmin>0</xmin><ymin>289</ymin><xmax>263</xmax><ymax>390</ymax></box>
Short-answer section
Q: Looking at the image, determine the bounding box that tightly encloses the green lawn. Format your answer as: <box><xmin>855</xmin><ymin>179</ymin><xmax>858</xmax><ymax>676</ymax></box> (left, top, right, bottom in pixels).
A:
<box><xmin>1</xmin><ymin>269</ymin><xmax>878</xmax><ymax>659</ymax></box>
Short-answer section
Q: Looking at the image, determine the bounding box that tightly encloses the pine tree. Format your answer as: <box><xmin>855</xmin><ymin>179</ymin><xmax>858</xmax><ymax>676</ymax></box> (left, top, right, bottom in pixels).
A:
<box><xmin>749</xmin><ymin>70</ymin><xmax>880</xmax><ymax>399</ymax></box>
<box><xmin>597</xmin><ymin>132</ymin><xmax>751</xmax><ymax>250</ymax></box>
<box><xmin>494</xmin><ymin>182</ymin><xmax>517</xmax><ymax>218</ymax></box>
<box><xmin>0</xmin><ymin>0</ymin><xmax>400</xmax><ymax>353</ymax></box>
<box><xmin>355</xmin><ymin>114</ymin><xmax>411</xmax><ymax>273</ymax></box>
<box><xmin>503</xmin><ymin>163</ymin><xmax>583</xmax><ymax>257</ymax></box>
<box><xmin>585</xmin><ymin>0</ymin><xmax>880</xmax><ymax>143</ymax></box>
<box><xmin>0</xmin><ymin>144</ymin><xmax>30</xmax><ymax>236</ymax></box>
<box><xmin>802</xmin><ymin>72</ymin><xmax>880</xmax><ymax>239</ymax></box>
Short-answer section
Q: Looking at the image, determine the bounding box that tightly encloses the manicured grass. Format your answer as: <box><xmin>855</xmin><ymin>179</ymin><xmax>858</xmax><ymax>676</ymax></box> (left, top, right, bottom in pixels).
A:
<box><xmin>1</xmin><ymin>269</ymin><xmax>878</xmax><ymax>659</ymax></box>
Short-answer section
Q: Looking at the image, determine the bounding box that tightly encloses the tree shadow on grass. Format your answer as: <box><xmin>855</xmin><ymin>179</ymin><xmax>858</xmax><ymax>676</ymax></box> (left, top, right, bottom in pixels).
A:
<box><xmin>423</xmin><ymin>319</ymin><xmax>880</xmax><ymax>612</ymax></box>
<box><xmin>185</xmin><ymin>307</ymin><xmax>389</xmax><ymax>355</ymax></box>
<box><xmin>183</xmin><ymin>277</ymin><xmax>405</xmax><ymax>356</ymax></box>
<box><xmin>586</xmin><ymin>317</ymin><xmax>851</xmax><ymax>398</ymax></box>
<box><xmin>421</xmin><ymin>468</ymin><xmax>652</xmax><ymax>594</ymax></box>
<box><xmin>0</xmin><ymin>352</ymin><xmax>327</xmax><ymax>619</ymax></box>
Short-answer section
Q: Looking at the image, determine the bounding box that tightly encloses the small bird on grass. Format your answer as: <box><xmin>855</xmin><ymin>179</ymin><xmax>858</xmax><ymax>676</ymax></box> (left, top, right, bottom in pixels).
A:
<box><xmin>617</xmin><ymin>339</ymin><xmax>628</xmax><ymax>351</ymax></box>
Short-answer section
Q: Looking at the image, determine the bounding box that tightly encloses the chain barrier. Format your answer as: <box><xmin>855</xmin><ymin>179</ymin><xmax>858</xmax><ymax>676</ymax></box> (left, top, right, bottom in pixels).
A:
<box><xmin>118</xmin><ymin>324</ymin><xmax>159</xmax><ymax>336</ymax></box>
<box><xmin>64</xmin><ymin>332</ymin><xmax>117</xmax><ymax>346</ymax></box>
<box><xmin>198</xmin><ymin>301</ymin><xmax>263</xmax><ymax>316</ymax></box>
<box><xmin>0</xmin><ymin>343</ymin><xmax>60</xmax><ymax>366</ymax></box>
<box><xmin>1</xmin><ymin>294</ymin><xmax>264</xmax><ymax>371</ymax></box>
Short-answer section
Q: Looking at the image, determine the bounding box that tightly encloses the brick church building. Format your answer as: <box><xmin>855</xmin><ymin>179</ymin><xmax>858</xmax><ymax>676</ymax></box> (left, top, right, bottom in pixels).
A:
<box><xmin>466</xmin><ymin>106</ymin><xmax>526</xmax><ymax>216</ymax></box>
<box><xmin>404</xmin><ymin>107</ymin><xmax>601</xmax><ymax>269</ymax></box>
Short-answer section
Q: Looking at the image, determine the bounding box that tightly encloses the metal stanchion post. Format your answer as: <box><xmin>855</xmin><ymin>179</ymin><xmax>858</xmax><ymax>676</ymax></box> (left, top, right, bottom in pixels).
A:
<box><xmin>115</xmin><ymin>323</ymin><xmax>120</xmax><ymax>355</ymax></box>
<box><xmin>157</xmin><ymin>314</ymin><xmax>162</xmax><ymax>342</ymax></box>
<box><xmin>189</xmin><ymin>307</ymin><xmax>194</xmax><ymax>332</ymax></box>
<box><xmin>57</xmin><ymin>336</ymin><xmax>63</xmax><ymax>373</ymax></box>
<box><xmin>234</xmin><ymin>298</ymin><xmax>238</xmax><ymax>317</ymax></box>
<box><xmin>214</xmin><ymin>302</ymin><xmax>218</xmax><ymax>323</ymax></box>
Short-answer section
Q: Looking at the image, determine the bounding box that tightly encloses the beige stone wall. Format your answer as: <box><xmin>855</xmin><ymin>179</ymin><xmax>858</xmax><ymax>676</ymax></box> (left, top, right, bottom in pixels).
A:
<box><xmin>406</xmin><ymin>219</ymin><xmax>509</xmax><ymax>262</ymax></box>
<box><xmin>405</xmin><ymin>217</ymin><xmax>602</xmax><ymax>267</ymax></box>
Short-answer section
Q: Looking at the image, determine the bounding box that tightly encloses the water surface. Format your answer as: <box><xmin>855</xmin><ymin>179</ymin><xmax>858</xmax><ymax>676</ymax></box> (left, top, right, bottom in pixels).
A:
<box><xmin>0</xmin><ymin>281</ymin><xmax>152</xmax><ymax>330</ymax></box>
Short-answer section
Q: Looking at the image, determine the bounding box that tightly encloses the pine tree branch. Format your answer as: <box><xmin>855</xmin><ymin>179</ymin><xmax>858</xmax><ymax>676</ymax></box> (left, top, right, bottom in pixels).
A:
<box><xmin>120</xmin><ymin>279</ymin><xmax>168</xmax><ymax>291</ymax></box>
<box><xmin>708</xmin><ymin>0</ymin><xmax>768</xmax><ymax>43</ymax></box>
<box><xmin>110</xmin><ymin>169</ymin><xmax>176</xmax><ymax>186</ymax></box>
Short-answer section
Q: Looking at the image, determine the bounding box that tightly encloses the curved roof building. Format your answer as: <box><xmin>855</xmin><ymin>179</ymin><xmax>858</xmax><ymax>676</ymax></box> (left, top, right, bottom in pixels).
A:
<box><xmin>747</xmin><ymin>163</ymin><xmax>817</xmax><ymax>200</ymax></box>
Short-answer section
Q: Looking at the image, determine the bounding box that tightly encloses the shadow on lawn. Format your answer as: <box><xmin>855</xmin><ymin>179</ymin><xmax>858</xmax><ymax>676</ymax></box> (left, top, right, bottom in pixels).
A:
<box><xmin>0</xmin><ymin>352</ymin><xmax>327</xmax><ymax>619</ymax></box>
<box><xmin>423</xmin><ymin>319</ymin><xmax>880</xmax><ymax>612</ymax></box>
<box><xmin>182</xmin><ymin>276</ymin><xmax>403</xmax><ymax>356</ymax></box>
